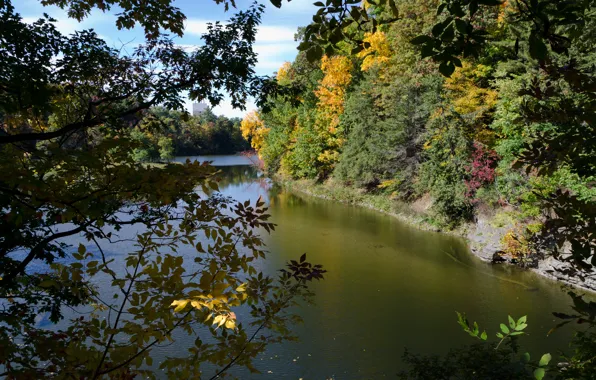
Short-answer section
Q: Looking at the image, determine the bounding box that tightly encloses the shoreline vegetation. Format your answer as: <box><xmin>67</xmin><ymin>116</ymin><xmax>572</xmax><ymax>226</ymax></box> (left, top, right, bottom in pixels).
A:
<box><xmin>239</xmin><ymin>0</ymin><xmax>596</xmax><ymax>301</ymax></box>
<box><xmin>274</xmin><ymin>175</ymin><xmax>596</xmax><ymax>293</ymax></box>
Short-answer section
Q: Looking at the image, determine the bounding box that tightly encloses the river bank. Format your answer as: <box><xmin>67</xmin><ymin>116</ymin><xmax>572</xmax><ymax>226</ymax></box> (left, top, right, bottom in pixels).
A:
<box><xmin>276</xmin><ymin>176</ymin><xmax>596</xmax><ymax>293</ymax></box>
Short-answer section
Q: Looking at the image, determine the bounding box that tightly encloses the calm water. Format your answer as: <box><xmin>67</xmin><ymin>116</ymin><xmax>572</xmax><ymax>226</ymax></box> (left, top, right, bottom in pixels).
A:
<box><xmin>169</xmin><ymin>156</ymin><xmax>578</xmax><ymax>378</ymax></box>
<box><xmin>50</xmin><ymin>155</ymin><xmax>579</xmax><ymax>378</ymax></box>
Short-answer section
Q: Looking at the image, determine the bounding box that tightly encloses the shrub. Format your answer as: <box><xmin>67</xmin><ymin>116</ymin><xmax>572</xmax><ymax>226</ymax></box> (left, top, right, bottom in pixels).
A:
<box><xmin>465</xmin><ymin>141</ymin><xmax>499</xmax><ymax>201</ymax></box>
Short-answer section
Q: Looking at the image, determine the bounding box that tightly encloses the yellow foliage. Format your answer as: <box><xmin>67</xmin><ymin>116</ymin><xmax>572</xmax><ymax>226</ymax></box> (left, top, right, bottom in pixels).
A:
<box><xmin>276</xmin><ymin>61</ymin><xmax>292</xmax><ymax>84</ymax></box>
<box><xmin>314</xmin><ymin>55</ymin><xmax>352</xmax><ymax>132</ymax></box>
<box><xmin>240</xmin><ymin>110</ymin><xmax>269</xmax><ymax>152</ymax></box>
<box><xmin>501</xmin><ymin>225</ymin><xmax>533</xmax><ymax>259</ymax></box>
<box><xmin>357</xmin><ymin>31</ymin><xmax>391</xmax><ymax>72</ymax></box>
<box><xmin>377</xmin><ymin>179</ymin><xmax>396</xmax><ymax>189</ymax></box>
<box><xmin>444</xmin><ymin>61</ymin><xmax>498</xmax><ymax>144</ymax></box>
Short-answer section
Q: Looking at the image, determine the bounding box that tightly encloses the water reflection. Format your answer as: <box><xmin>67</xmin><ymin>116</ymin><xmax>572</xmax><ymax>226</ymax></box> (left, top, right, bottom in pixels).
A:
<box><xmin>184</xmin><ymin>156</ymin><xmax>577</xmax><ymax>379</ymax></box>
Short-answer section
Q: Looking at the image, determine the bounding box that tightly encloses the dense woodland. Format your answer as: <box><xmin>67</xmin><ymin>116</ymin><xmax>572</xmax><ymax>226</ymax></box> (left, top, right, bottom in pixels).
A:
<box><xmin>1</xmin><ymin>0</ymin><xmax>596</xmax><ymax>378</ymax></box>
<box><xmin>131</xmin><ymin>107</ymin><xmax>249</xmax><ymax>162</ymax></box>
<box><xmin>242</xmin><ymin>0</ymin><xmax>596</xmax><ymax>266</ymax></box>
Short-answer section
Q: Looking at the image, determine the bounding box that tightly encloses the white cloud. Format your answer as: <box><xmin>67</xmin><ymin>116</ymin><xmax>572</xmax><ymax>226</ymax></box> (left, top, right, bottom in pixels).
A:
<box><xmin>184</xmin><ymin>97</ymin><xmax>255</xmax><ymax>119</ymax></box>
<box><xmin>174</xmin><ymin>41</ymin><xmax>297</xmax><ymax>75</ymax></box>
<box><xmin>184</xmin><ymin>20</ymin><xmax>211</xmax><ymax>36</ymax></box>
<box><xmin>185</xmin><ymin>19</ymin><xmax>297</xmax><ymax>43</ymax></box>
<box><xmin>184</xmin><ymin>17</ymin><xmax>300</xmax><ymax>75</ymax></box>
<box><xmin>256</xmin><ymin>25</ymin><xmax>297</xmax><ymax>42</ymax></box>
<box><xmin>274</xmin><ymin>0</ymin><xmax>318</xmax><ymax>15</ymax></box>
<box><xmin>254</xmin><ymin>43</ymin><xmax>297</xmax><ymax>72</ymax></box>
<box><xmin>176</xmin><ymin>44</ymin><xmax>201</xmax><ymax>52</ymax></box>
<box><xmin>213</xmin><ymin>99</ymin><xmax>257</xmax><ymax>119</ymax></box>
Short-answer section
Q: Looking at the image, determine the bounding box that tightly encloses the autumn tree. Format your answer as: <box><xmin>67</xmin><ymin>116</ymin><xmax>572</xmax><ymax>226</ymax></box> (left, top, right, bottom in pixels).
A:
<box><xmin>240</xmin><ymin>110</ymin><xmax>269</xmax><ymax>153</ymax></box>
<box><xmin>0</xmin><ymin>0</ymin><xmax>327</xmax><ymax>377</ymax></box>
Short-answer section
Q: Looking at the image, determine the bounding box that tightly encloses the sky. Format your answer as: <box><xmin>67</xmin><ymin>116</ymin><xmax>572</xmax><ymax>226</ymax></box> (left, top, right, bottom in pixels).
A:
<box><xmin>15</xmin><ymin>0</ymin><xmax>318</xmax><ymax>118</ymax></box>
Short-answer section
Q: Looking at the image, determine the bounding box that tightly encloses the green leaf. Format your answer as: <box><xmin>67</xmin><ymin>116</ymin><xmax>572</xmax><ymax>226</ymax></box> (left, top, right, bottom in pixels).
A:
<box><xmin>508</xmin><ymin>315</ymin><xmax>515</xmax><ymax>329</ymax></box>
<box><xmin>517</xmin><ymin>316</ymin><xmax>527</xmax><ymax>325</ymax></box>
<box><xmin>515</xmin><ymin>323</ymin><xmax>528</xmax><ymax>331</ymax></box>
<box><xmin>523</xmin><ymin>352</ymin><xmax>531</xmax><ymax>363</ymax></box>
<box><xmin>439</xmin><ymin>61</ymin><xmax>455</xmax><ymax>77</ymax></box>
<box><xmin>529</xmin><ymin>32</ymin><xmax>548</xmax><ymax>60</ymax></box>
<box><xmin>432</xmin><ymin>22</ymin><xmax>445</xmax><ymax>37</ymax></box>
<box><xmin>500</xmin><ymin>323</ymin><xmax>510</xmax><ymax>334</ymax></box>
<box><xmin>480</xmin><ymin>331</ymin><xmax>487</xmax><ymax>340</ymax></box>
<box><xmin>539</xmin><ymin>353</ymin><xmax>552</xmax><ymax>367</ymax></box>
<box><xmin>534</xmin><ymin>368</ymin><xmax>545</xmax><ymax>380</ymax></box>
<box><xmin>410</xmin><ymin>35</ymin><xmax>432</xmax><ymax>45</ymax></box>
<box><xmin>441</xmin><ymin>24</ymin><xmax>454</xmax><ymax>41</ymax></box>
<box><xmin>306</xmin><ymin>45</ymin><xmax>323</xmax><ymax>62</ymax></box>
<box><xmin>421</xmin><ymin>44</ymin><xmax>435</xmax><ymax>58</ymax></box>
<box><xmin>454</xmin><ymin>19</ymin><xmax>468</xmax><ymax>34</ymax></box>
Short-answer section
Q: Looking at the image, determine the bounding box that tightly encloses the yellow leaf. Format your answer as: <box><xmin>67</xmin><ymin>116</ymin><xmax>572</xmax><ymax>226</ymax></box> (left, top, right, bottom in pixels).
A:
<box><xmin>171</xmin><ymin>299</ymin><xmax>189</xmax><ymax>312</ymax></box>
<box><xmin>212</xmin><ymin>315</ymin><xmax>224</xmax><ymax>327</ymax></box>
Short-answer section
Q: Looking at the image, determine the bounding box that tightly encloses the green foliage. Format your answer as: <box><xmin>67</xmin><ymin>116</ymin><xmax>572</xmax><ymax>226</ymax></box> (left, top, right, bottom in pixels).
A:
<box><xmin>335</xmin><ymin>70</ymin><xmax>442</xmax><ymax>194</ymax></box>
<box><xmin>157</xmin><ymin>136</ymin><xmax>175</xmax><ymax>161</ymax></box>
<box><xmin>132</xmin><ymin>108</ymin><xmax>250</xmax><ymax>162</ymax></box>
<box><xmin>418</xmin><ymin>113</ymin><xmax>474</xmax><ymax>225</ymax></box>
<box><xmin>402</xmin><ymin>303</ymin><xmax>596</xmax><ymax>379</ymax></box>
<box><xmin>285</xmin><ymin>110</ymin><xmax>326</xmax><ymax>179</ymax></box>
<box><xmin>0</xmin><ymin>0</ymin><xmax>328</xmax><ymax>377</ymax></box>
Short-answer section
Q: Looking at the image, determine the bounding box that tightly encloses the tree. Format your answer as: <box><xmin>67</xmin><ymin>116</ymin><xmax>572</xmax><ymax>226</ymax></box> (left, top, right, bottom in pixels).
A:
<box><xmin>240</xmin><ymin>110</ymin><xmax>269</xmax><ymax>153</ymax></box>
<box><xmin>0</xmin><ymin>0</ymin><xmax>327</xmax><ymax>377</ymax></box>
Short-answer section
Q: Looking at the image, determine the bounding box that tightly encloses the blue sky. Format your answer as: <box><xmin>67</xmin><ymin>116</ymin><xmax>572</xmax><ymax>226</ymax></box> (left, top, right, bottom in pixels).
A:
<box><xmin>15</xmin><ymin>0</ymin><xmax>317</xmax><ymax>118</ymax></box>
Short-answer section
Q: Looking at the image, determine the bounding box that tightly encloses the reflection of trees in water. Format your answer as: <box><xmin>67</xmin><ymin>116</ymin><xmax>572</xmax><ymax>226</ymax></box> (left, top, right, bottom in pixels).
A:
<box><xmin>208</xmin><ymin>165</ymin><xmax>312</xmax><ymax>209</ymax></box>
<box><xmin>266</xmin><ymin>186</ymin><xmax>308</xmax><ymax>209</ymax></box>
<box><xmin>213</xmin><ymin>165</ymin><xmax>271</xmax><ymax>192</ymax></box>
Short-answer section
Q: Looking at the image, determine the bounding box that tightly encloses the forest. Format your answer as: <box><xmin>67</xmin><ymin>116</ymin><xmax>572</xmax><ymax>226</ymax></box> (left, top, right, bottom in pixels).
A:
<box><xmin>242</xmin><ymin>0</ymin><xmax>596</xmax><ymax>267</ymax></box>
<box><xmin>1</xmin><ymin>0</ymin><xmax>595</xmax><ymax>378</ymax></box>
<box><xmin>130</xmin><ymin>107</ymin><xmax>249</xmax><ymax>162</ymax></box>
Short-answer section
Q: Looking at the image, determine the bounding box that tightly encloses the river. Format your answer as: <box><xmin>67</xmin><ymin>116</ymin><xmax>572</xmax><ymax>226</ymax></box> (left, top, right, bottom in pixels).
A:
<box><xmin>161</xmin><ymin>155</ymin><xmax>578</xmax><ymax>379</ymax></box>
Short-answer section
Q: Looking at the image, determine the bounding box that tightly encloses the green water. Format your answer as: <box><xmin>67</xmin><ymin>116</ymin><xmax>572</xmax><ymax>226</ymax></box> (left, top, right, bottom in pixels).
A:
<box><xmin>170</xmin><ymin>156</ymin><xmax>578</xmax><ymax>379</ymax></box>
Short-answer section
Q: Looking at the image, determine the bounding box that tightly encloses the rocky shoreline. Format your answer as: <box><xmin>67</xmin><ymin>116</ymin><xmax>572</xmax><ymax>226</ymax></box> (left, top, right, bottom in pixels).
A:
<box><xmin>277</xmin><ymin>177</ymin><xmax>596</xmax><ymax>293</ymax></box>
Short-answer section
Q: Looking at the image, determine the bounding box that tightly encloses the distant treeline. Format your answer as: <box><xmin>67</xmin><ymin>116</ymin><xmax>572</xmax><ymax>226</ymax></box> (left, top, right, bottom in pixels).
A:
<box><xmin>131</xmin><ymin>107</ymin><xmax>250</xmax><ymax>162</ymax></box>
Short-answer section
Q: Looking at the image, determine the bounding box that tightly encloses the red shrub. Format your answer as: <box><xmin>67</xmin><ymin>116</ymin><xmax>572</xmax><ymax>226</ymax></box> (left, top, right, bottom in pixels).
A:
<box><xmin>465</xmin><ymin>142</ymin><xmax>499</xmax><ymax>200</ymax></box>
